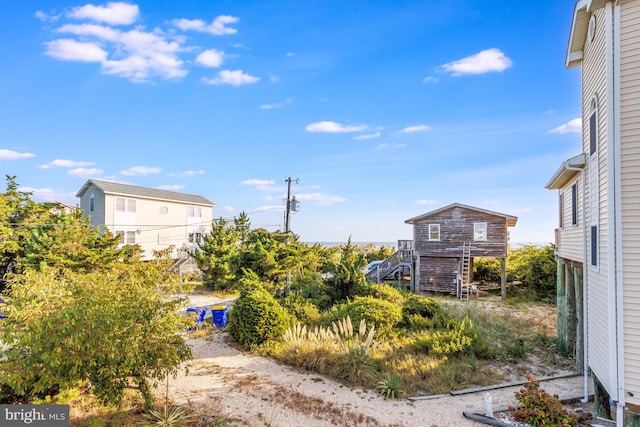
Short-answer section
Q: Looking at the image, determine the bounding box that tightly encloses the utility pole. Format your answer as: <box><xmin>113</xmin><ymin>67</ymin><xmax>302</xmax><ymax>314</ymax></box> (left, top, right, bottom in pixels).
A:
<box><xmin>284</xmin><ymin>177</ymin><xmax>299</xmax><ymax>232</ymax></box>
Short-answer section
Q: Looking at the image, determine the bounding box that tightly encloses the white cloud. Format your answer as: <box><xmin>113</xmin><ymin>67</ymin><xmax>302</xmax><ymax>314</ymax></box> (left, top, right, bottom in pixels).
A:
<box><xmin>296</xmin><ymin>192</ymin><xmax>347</xmax><ymax>206</ymax></box>
<box><xmin>242</xmin><ymin>179</ymin><xmax>275</xmax><ymax>186</ymax></box>
<box><xmin>440</xmin><ymin>48</ymin><xmax>513</xmax><ymax>76</ymax></box>
<box><xmin>172</xmin><ymin>15</ymin><xmax>239</xmax><ymax>35</ymax></box>
<box><xmin>48</xmin><ymin>25</ymin><xmax>187</xmax><ymax>80</ymax></box>
<box><xmin>268</xmin><ymin>74</ymin><xmax>280</xmax><ymax>83</ymax></box>
<box><xmin>56</xmin><ymin>23</ymin><xmax>120</xmax><ymax>41</ymax></box>
<box><xmin>169</xmin><ymin>170</ymin><xmax>205</xmax><ymax>177</ymax></box>
<box><xmin>259</xmin><ymin>97</ymin><xmax>293</xmax><ymax>110</ymax></box>
<box><xmin>68</xmin><ymin>167</ymin><xmax>104</xmax><ymax>177</ymax></box>
<box><xmin>353</xmin><ymin>132</ymin><xmax>381</xmax><ymax>140</ymax></box>
<box><xmin>67</xmin><ymin>2</ymin><xmax>139</xmax><ymax>26</ymax></box>
<box><xmin>423</xmin><ymin>76</ymin><xmax>438</xmax><ymax>83</ymax></box>
<box><xmin>0</xmin><ymin>149</ymin><xmax>35</xmax><ymax>160</ymax></box>
<box><xmin>120</xmin><ymin>166</ymin><xmax>161</xmax><ymax>176</ymax></box>
<box><xmin>203</xmin><ymin>69</ymin><xmax>259</xmax><ymax>86</ymax></box>
<box><xmin>241</xmin><ymin>179</ymin><xmax>285</xmax><ymax>192</ymax></box>
<box><xmin>157</xmin><ymin>184</ymin><xmax>184</xmax><ymax>191</ymax></box>
<box><xmin>305</xmin><ymin>121</ymin><xmax>368</xmax><ymax>133</ymax></box>
<box><xmin>20</xmin><ymin>187</ymin><xmax>76</xmax><ymax>204</ymax></box>
<box><xmin>40</xmin><ymin>159</ymin><xmax>95</xmax><ymax>169</ymax></box>
<box><xmin>196</xmin><ymin>49</ymin><xmax>224</xmax><ymax>67</ymax></box>
<box><xmin>45</xmin><ymin>39</ymin><xmax>107</xmax><ymax>62</ymax></box>
<box><xmin>374</xmin><ymin>143</ymin><xmax>406</xmax><ymax>150</ymax></box>
<box><xmin>549</xmin><ymin>118</ymin><xmax>581</xmax><ymax>134</ymax></box>
<box><xmin>416</xmin><ymin>199</ymin><xmax>438</xmax><ymax>205</ymax></box>
<box><xmin>221</xmin><ymin>206</ymin><xmax>235</xmax><ymax>212</ymax></box>
<box><xmin>399</xmin><ymin>125</ymin><xmax>431</xmax><ymax>134</ymax></box>
<box><xmin>285</xmin><ymin>52</ymin><xmax>295</xmax><ymax>57</ymax></box>
<box><xmin>35</xmin><ymin>10</ymin><xmax>60</xmax><ymax>22</ymax></box>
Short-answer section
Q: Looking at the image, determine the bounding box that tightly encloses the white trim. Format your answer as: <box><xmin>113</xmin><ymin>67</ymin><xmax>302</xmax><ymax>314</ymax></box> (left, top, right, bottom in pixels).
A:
<box><xmin>612</xmin><ymin>0</ymin><xmax>625</xmax><ymax>416</ymax></box>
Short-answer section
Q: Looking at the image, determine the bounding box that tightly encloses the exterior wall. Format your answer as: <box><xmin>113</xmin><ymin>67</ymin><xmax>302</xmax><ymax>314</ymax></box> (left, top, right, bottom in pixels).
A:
<box><xmin>79</xmin><ymin>186</ymin><xmax>106</xmax><ymax>233</ymax></box>
<box><xmin>620</xmin><ymin>0</ymin><xmax>640</xmax><ymax>408</ymax></box>
<box><xmin>418</xmin><ymin>256</ymin><xmax>458</xmax><ymax>293</ymax></box>
<box><xmin>413</xmin><ymin>207</ymin><xmax>509</xmax><ymax>258</ymax></box>
<box><xmin>78</xmin><ymin>182</ymin><xmax>213</xmax><ymax>260</ymax></box>
<box><xmin>412</xmin><ymin>206</ymin><xmax>511</xmax><ymax>293</ymax></box>
<box><xmin>581</xmin><ymin>4</ymin><xmax>613</xmax><ymax>394</ymax></box>
<box><xmin>557</xmin><ymin>179</ymin><xmax>584</xmax><ymax>262</ymax></box>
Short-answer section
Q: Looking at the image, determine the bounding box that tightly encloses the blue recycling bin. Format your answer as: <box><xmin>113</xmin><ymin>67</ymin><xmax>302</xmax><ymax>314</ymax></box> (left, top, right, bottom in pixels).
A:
<box><xmin>186</xmin><ymin>307</ymin><xmax>207</xmax><ymax>330</ymax></box>
<box><xmin>212</xmin><ymin>305</ymin><xmax>228</xmax><ymax>328</ymax></box>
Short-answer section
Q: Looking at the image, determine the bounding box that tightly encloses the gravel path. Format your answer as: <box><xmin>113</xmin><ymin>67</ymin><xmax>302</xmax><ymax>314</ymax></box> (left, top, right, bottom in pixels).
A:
<box><xmin>163</xmin><ymin>331</ymin><xmax>591</xmax><ymax>427</ymax></box>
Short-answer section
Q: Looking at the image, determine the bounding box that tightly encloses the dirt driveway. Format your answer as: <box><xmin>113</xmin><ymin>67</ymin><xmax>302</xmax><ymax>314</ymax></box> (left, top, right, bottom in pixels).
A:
<box><xmin>163</xmin><ymin>331</ymin><xmax>591</xmax><ymax>427</ymax></box>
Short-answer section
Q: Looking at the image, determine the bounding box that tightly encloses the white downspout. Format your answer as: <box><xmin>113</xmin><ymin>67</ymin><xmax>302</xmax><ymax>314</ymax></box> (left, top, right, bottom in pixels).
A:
<box><xmin>612</xmin><ymin>1</ymin><xmax>625</xmax><ymax>423</ymax></box>
<box><xmin>565</xmin><ymin>164</ymin><xmax>589</xmax><ymax>403</ymax></box>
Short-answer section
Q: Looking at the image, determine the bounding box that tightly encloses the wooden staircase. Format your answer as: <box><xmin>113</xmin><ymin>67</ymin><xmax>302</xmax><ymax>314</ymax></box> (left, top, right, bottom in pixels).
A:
<box><xmin>366</xmin><ymin>248</ymin><xmax>412</xmax><ymax>283</ymax></box>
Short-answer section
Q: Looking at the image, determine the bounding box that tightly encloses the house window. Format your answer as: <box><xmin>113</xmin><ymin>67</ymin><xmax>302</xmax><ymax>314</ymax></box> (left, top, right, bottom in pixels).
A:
<box><xmin>116</xmin><ymin>198</ymin><xmax>136</xmax><ymax>212</ymax></box>
<box><xmin>428</xmin><ymin>224</ymin><xmax>440</xmax><ymax>241</ymax></box>
<box><xmin>589</xmin><ymin>98</ymin><xmax>598</xmax><ymax>156</ymax></box>
<box><xmin>474</xmin><ymin>223</ymin><xmax>487</xmax><ymax>241</ymax></box>
<box><xmin>571</xmin><ymin>183</ymin><xmax>578</xmax><ymax>226</ymax></box>
<box><xmin>188</xmin><ymin>232</ymin><xmax>203</xmax><ymax>244</ymax></box>
<box><xmin>89</xmin><ymin>193</ymin><xmax>95</xmax><ymax>212</ymax></box>
<box><xmin>115</xmin><ymin>230</ymin><xmax>136</xmax><ymax>245</ymax></box>
<box><xmin>188</xmin><ymin>206</ymin><xmax>202</xmax><ymax>218</ymax></box>
<box><xmin>591</xmin><ymin>225</ymin><xmax>598</xmax><ymax>267</ymax></box>
<box><xmin>559</xmin><ymin>193</ymin><xmax>564</xmax><ymax>229</ymax></box>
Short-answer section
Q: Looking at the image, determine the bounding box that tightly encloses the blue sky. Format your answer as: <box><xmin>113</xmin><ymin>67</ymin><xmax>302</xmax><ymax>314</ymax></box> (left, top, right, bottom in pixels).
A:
<box><xmin>0</xmin><ymin>1</ymin><xmax>581</xmax><ymax>245</ymax></box>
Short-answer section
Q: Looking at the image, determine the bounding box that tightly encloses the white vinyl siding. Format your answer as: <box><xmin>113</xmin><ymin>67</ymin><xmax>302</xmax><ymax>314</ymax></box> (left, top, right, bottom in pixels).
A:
<box><xmin>621</xmin><ymin>0</ymin><xmax>640</xmax><ymax>406</ymax></box>
<box><xmin>582</xmin><ymin>5</ymin><xmax>612</xmax><ymax>393</ymax></box>
<box><xmin>557</xmin><ymin>181</ymin><xmax>584</xmax><ymax>262</ymax></box>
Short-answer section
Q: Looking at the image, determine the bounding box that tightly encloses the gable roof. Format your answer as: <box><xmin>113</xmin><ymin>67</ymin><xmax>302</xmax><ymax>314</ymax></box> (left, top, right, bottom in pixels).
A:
<box><xmin>404</xmin><ymin>203</ymin><xmax>518</xmax><ymax>227</ymax></box>
<box><xmin>76</xmin><ymin>179</ymin><xmax>214</xmax><ymax>206</ymax></box>
<box><xmin>545</xmin><ymin>153</ymin><xmax>586</xmax><ymax>190</ymax></box>
<box><xmin>566</xmin><ymin>0</ymin><xmax>607</xmax><ymax>68</ymax></box>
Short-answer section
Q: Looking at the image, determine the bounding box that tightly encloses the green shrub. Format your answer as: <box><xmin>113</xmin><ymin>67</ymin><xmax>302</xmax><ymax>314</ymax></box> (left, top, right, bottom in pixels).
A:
<box><xmin>400</xmin><ymin>295</ymin><xmax>447</xmax><ymax>329</ymax></box>
<box><xmin>355</xmin><ymin>283</ymin><xmax>405</xmax><ymax>305</ymax></box>
<box><xmin>509</xmin><ymin>376</ymin><xmax>579</xmax><ymax>426</ymax></box>
<box><xmin>377</xmin><ymin>374</ymin><xmax>403</xmax><ymax>400</ymax></box>
<box><xmin>411</xmin><ymin>317</ymin><xmax>474</xmax><ymax>355</ymax></box>
<box><xmin>326</xmin><ymin>296</ymin><xmax>402</xmax><ymax>337</ymax></box>
<box><xmin>227</xmin><ymin>284</ymin><xmax>291</xmax><ymax>348</ymax></box>
<box><xmin>281</xmin><ymin>294</ymin><xmax>321</xmax><ymax>325</ymax></box>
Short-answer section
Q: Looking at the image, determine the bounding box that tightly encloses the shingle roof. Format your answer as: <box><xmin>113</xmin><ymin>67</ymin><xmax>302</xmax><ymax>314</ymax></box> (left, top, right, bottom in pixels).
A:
<box><xmin>405</xmin><ymin>203</ymin><xmax>518</xmax><ymax>227</ymax></box>
<box><xmin>76</xmin><ymin>179</ymin><xmax>214</xmax><ymax>206</ymax></box>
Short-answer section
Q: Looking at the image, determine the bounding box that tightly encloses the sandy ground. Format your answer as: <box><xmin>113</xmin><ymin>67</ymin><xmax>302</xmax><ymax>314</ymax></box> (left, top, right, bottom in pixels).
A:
<box><xmin>164</xmin><ymin>294</ymin><xmax>592</xmax><ymax>427</ymax></box>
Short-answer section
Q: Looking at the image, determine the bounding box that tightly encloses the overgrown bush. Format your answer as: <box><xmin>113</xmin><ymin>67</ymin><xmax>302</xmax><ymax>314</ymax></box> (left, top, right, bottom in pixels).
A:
<box><xmin>509</xmin><ymin>376</ymin><xmax>579</xmax><ymax>426</ymax></box>
<box><xmin>281</xmin><ymin>293</ymin><xmax>321</xmax><ymax>325</ymax></box>
<box><xmin>411</xmin><ymin>317</ymin><xmax>474</xmax><ymax>355</ymax></box>
<box><xmin>400</xmin><ymin>295</ymin><xmax>447</xmax><ymax>330</ymax></box>
<box><xmin>354</xmin><ymin>282</ymin><xmax>405</xmax><ymax>305</ymax></box>
<box><xmin>227</xmin><ymin>283</ymin><xmax>291</xmax><ymax>349</ymax></box>
<box><xmin>325</xmin><ymin>296</ymin><xmax>402</xmax><ymax>337</ymax></box>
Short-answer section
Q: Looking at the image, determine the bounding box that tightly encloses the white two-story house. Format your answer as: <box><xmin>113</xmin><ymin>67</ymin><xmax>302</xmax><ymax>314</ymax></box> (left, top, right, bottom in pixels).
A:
<box><xmin>546</xmin><ymin>0</ymin><xmax>640</xmax><ymax>424</ymax></box>
<box><xmin>76</xmin><ymin>179</ymin><xmax>214</xmax><ymax>260</ymax></box>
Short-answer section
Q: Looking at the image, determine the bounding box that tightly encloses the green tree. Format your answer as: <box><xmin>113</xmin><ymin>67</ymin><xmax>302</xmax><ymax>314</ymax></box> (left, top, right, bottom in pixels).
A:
<box><xmin>18</xmin><ymin>209</ymin><xmax>134</xmax><ymax>272</ymax></box>
<box><xmin>0</xmin><ymin>264</ymin><xmax>192</xmax><ymax>408</ymax></box>
<box><xmin>194</xmin><ymin>218</ymin><xmax>239</xmax><ymax>290</ymax></box>
<box><xmin>324</xmin><ymin>237</ymin><xmax>368</xmax><ymax>303</ymax></box>
<box><xmin>0</xmin><ymin>176</ymin><xmax>52</xmax><ymax>286</ymax></box>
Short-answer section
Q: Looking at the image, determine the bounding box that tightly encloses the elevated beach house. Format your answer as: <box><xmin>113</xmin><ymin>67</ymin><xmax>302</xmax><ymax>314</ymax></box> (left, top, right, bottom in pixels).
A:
<box><xmin>545</xmin><ymin>0</ymin><xmax>640</xmax><ymax>423</ymax></box>
<box><xmin>76</xmin><ymin>179</ymin><xmax>214</xmax><ymax>260</ymax></box>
